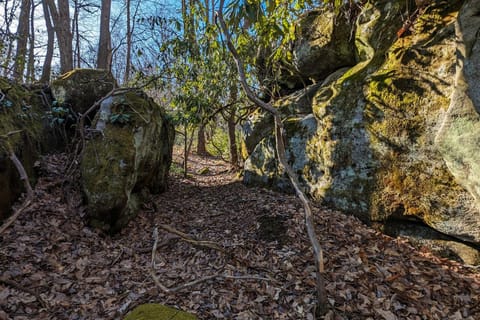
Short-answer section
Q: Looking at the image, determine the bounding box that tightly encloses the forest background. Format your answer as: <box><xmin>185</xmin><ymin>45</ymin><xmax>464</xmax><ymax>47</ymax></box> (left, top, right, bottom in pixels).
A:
<box><xmin>0</xmin><ymin>0</ymin><xmax>322</xmax><ymax>168</ymax></box>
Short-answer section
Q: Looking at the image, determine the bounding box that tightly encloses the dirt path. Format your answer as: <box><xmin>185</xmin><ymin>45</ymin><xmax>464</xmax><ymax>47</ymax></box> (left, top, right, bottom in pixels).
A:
<box><xmin>0</xmin><ymin>152</ymin><xmax>479</xmax><ymax>319</ymax></box>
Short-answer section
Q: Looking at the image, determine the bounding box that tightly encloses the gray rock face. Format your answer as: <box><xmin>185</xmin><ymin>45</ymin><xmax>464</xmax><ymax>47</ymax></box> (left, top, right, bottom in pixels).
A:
<box><xmin>244</xmin><ymin>0</ymin><xmax>480</xmax><ymax>257</ymax></box>
<box><xmin>81</xmin><ymin>89</ymin><xmax>174</xmax><ymax>232</ymax></box>
<box><xmin>435</xmin><ymin>0</ymin><xmax>480</xmax><ymax>243</ymax></box>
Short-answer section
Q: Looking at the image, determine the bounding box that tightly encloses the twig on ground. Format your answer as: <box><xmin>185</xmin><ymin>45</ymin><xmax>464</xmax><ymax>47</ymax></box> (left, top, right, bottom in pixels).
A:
<box><xmin>110</xmin><ymin>248</ymin><xmax>125</xmax><ymax>267</ymax></box>
<box><xmin>0</xmin><ymin>131</ymin><xmax>35</xmax><ymax>235</ymax></box>
<box><xmin>149</xmin><ymin>227</ymin><xmax>274</xmax><ymax>293</ymax></box>
<box><xmin>157</xmin><ymin>223</ymin><xmax>226</xmax><ymax>253</ymax></box>
<box><xmin>0</xmin><ymin>277</ymin><xmax>48</xmax><ymax>309</ymax></box>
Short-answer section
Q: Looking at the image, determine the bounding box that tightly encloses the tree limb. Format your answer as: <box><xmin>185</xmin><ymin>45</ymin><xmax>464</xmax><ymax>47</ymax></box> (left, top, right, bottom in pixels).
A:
<box><xmin>150</xmin><ymin>227</ymin><xmax>274</xmax><ymax>294</ymax></box>
<box><xmin>0</xmin><ymin>131</ymin><xmax>35</xmax><ymax>235</ymax></box>
<box><xmin>216</xmin><ymin>3</ymin><xmax>328</xmax><ymax>315</ymax></box>
<box><xmin>0</xmin><ymin>276</ymin><xmax>48</xmax><ymax>309</ymax></box>
<box><xmin>157</xmin><ymin>223</ymin><xmax>226</xmax><ymax>253</ymax></box>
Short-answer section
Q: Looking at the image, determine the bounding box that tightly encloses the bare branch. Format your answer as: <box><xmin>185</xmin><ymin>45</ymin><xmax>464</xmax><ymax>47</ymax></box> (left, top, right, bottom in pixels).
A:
<box><xmin>216</xmin><ymin>3</ymin><xmax>329</xmax><ymax>315</ymax></box>
<box><xmin>157</xmin><ymin>223</ymin><xmax>226</xmax><ymax>253</ymax></box>
<box><xmin>150</xmin><ymin>227</ymin><xmax>274</xmax><ymax>293</ymax></box>
<box><xmin>0</xmin><ymin>131</ymin><xmax>35</xmax><ymax>235</ymax></box>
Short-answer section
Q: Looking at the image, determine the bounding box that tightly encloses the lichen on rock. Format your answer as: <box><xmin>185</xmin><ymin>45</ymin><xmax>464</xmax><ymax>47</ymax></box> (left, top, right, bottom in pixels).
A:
<box><xmin>242</xmin><ymin>0</ymin><xmax>480</xmax><ymax>260</ymax></box>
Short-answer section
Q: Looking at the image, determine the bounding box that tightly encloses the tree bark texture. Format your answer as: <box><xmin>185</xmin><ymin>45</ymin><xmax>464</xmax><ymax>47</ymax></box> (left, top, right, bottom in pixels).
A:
<box><xmin>46</xmin><ymin>0</ymin><xmax>73</xmax><ymax>73</ymax></box>
<box><xmin>40</xmin><ymin>0</ymin><xmax>55</xmax><ymax>83</ymax></box>
<box><xmin>97</xmin><ymin>0</ymin><xmax>112</xmax><ymax>70</ymax></box>
<box><xmin>12</xmin><ymin>0</ymin><xmax>31</xmax><ymax>81</ymax></box>
<box><xmin>196</xmin><ymin>126</ymin><xmax>209</xmax><ymax>156</ymax></box>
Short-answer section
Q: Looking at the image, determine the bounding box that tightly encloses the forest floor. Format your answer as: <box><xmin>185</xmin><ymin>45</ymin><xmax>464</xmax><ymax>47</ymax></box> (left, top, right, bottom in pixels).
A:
<box><xmin>0</xmin><ymin>149</ymin><xmax>480</xmax><ymax>320</ymax></box>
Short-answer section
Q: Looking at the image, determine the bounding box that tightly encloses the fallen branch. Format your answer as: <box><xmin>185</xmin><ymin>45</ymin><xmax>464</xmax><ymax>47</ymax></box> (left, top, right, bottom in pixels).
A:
<box><xmin>216</xmin><ymin>5</ymin><xmax>328</xmax><ymax>315</ymax></box>
<box><xmin>0</xmin><ymin>277</ymin><xmax>48</xmax><ymax>309</ymax></box>
<box><xmin>150</xmin><ymin>228</ymin><xmax>273</xmax><ymax>293</ymax></box>
<box><xmin>0</xmin><ymin>131</ymin><xmax>35</xmax><ymax>235</ymax></box>
<box><xmin>157</xmin><ymin>223</ymin><xmax>226</xmax><ymax>253</ymax></box>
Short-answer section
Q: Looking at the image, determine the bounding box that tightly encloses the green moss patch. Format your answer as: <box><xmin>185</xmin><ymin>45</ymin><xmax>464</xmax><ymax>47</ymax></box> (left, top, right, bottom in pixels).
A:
<box><xmin>124</xmin><ymin>304</ymin><xmax>197</xmax><ymax>320</ymax></box>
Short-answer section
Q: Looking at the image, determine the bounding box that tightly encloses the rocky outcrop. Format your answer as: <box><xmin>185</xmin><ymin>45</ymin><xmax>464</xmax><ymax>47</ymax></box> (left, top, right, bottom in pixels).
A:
<box><xmin>434</xmin><ymin>0</ymin><xmax>480</xmax><ymax>243</ymax></box>
<box><xmin>293</xmin><ymin>8</ymin><xmax>356</xmax><ymax>83</ymax></box>
<box><xmin>244</xmin><ymin>0</ymin><xmax>480</xmax><ymax>261</ymax></box>
<box><xmin>0</xmin><ymin>78</ymin><xmax>43</xmax><ymax>221</ymax></box>
<box><xmin>51</xmin><ymin>69</ymin><xmax>116</xmax><ymax>114</ymax></box>
<box><xmin>81</xmin><ymin>89</ymin><xmax>174</xmax><ymax>232</ymax></box>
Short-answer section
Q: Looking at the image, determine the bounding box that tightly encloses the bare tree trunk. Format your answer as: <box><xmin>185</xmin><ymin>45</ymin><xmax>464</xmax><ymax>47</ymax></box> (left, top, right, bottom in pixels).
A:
<box><xmin>211</xmin><ymin>0</ymin><xmax>215</xmax><ymax>24</ymax></box>
<box><xmin>40</xmin><ymin>0</ymin><xmax>55</xmax><ymax>83</ymax></box>
<box><xmin>97</xmin><ymin>0</ymin><xmax>112</xmax><ymax>70</ymax></box>
<box><xmin>12</xmin><ymin>0</ymin><xmax>31</xmax><ymax>81</ymax></box>
<box><xmin>196</xmin><ymin>126</ymin><xmax>209</xmax><ymax>156</ymax></box>
<box><xmin>183</xmin><ymin>126</ymin><xmax>188</xmax><ymax>178</ymax></box>
<box><xmin>26</xmin><ymin>0</ymin><xmax>35</xmax><ymax>83</ymax></box>
<box><xmin>72</xmin><ymin>0</ymin><xmax>81</xmax><ymax>68</ymax></box>
<box><xmin>1</xmin><ymin>0</ymin><xmax>20</xmax><ymax>77</ymax></box>
<box><xmin>47</xmin><ymin>0</ymin><xmax>73</xmax><ymax>74</ymax></box>
<box><xmin>216</xmin><ymin>3</ymin><xmax>329</xmax><ymax>315</ymax></box>
<box><xmin>57</xmin><ymin>0</ymin><xmax>73</xmax><ymax>73</ymax></box>
<box><xmin>205</xmin><ymin>0</ymin><xmax>209</xmax><ymax>24</ymax></box>
<box><xmin>227</xmin><ymin>112</ymin><xmax>238</xmax><ymax>168</ymax></box>
<box><xmin>228</xmin><ymin>88</ymin><xmax>239</xmax><ymax>168</ymax></box>
<box><xmin>124</xmin><ymin>0</ymin><xmax>131</xmax><ymax>83</ymax></box>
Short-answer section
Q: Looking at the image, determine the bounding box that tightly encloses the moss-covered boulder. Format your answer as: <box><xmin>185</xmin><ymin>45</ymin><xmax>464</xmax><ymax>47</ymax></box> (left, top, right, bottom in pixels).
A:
<box><xmin>244</xmin><ymin>0</ymin><xmax>480</xmax><ymax>253</ymax></box>
<box><xmin>81</xmin><ymin>89</ymin><xmax>174</xmax><ymax>232</ymax></box>
<box><xmin>293</xmin><ymin>7</ymin><xmax>356</xmax><ymax>83</ymax></box>
<box><xmin>0</xmin><ymin>78</ymin><xmax>43</xmax><ymax>221</ymax></box>
<box><xmin>124</xmin><ymin>303</ymin><xmax>196</xmax><ymax>320</ymax></box>
<box><xmin>51</xmin><ymin>69</ymin><xmax>116</xmax><ymax>114</ymax></box>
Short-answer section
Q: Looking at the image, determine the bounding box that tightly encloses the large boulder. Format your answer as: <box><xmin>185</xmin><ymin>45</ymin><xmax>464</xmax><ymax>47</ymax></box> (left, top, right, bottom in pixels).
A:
<box><xmin>51</xmin><ymin>69</ymin><xmax>116</xmax><ymax>115</ymax></box>
<box><xmin>81</xmin><ymin>89</ymin><xmax>174</xmax><ymax>232</ymax></box>
<box><xmin>242</xmin><ymin>68</ymin><xmax>347</xmax><ymax>159</ymax></box>
<box><xmin>435</xmin><ymin>0</ymin><xmax>480</xmax><ymax>242</ymax></box>
<box><xmin>0</xmin><ymin>78</ymin><xmax>43</xmax><ymax>220</ymax></box>
<box><xmin>293</xmin><ymin>7</ymin><xmax>356</xmax><ymax>83</ymax></box>
<box><xmin>244</xmin><ymin>0</ymin><xmax>480</xmax><ymax>256</ymax></box>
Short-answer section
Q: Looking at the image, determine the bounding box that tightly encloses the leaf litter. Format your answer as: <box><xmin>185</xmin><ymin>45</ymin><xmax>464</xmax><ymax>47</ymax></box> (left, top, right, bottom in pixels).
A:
<box><xmin>0</xmin><ymin>151</ymin><xmax>479</xmax><ymax>319</ymax></box>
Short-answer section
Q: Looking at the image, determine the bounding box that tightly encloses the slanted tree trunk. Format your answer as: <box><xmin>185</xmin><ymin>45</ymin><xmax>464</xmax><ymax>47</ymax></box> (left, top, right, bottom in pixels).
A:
<box><xmin>12</xmin><ymin>0</ymin><xmax>31</xmax><ymax>81</ymax></box>
<box><xmin>40</xmin><ymin>0</ymin><xmax>55</xmax><ymax>83</ymax></box>
<box><xmin>97</xmin><ymin>0</ymin><xmax>112</xmax><ymax>70</ymax></box>
<box><xmin>217</xmin><ymin>3</ymin><xmax>329</xmax><ymax>315</ymax></box>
